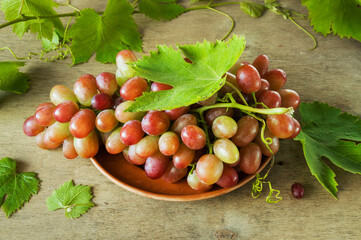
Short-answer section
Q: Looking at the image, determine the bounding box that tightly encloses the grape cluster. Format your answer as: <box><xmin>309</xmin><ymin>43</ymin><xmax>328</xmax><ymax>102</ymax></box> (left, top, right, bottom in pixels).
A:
<box><xmin>23</xmin><ymin>51</ymin><xmax>300</xmax><ymax>192</ymax></box>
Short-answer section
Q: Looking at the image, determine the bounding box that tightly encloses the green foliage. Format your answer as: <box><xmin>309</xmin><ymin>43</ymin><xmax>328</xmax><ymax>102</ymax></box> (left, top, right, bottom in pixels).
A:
<box><xmin>0</xmin><ymin>0</ymin><xmax>64</xmax><ymax>39</ymax></box>
<box><xmin>302</xmin><ymin>0</ymin><xmax>361</xmax><ymax>42</ymax></box>
<box><xmin>46</xmin><ymin>180</ymin><xmax>94</xmax><ymax>219</ymax></box>
<box><xmin>139</xmin><ymin>0</ymin><xmax>185</xmax><ymax>20</ymax></box>
<box><xmin>240</xmin><ymin>1</ymin><xmax>267</xmax><ymax>18</ymax></box>
<box><xmin>68</xmin><ymin>0</ymin><xmax>142</xmax><ymax>65</ymax></box>
<box><xmin>0</xmin><ymin>61</ymin><xmax>30</xmax><ymax>94</ymax></box>
<box><xmin>127</xmin><ymin>35</ymin><xmax>246</xmax><ymax>112</ymax></box>
<box><xmin>294</xmin><ymin>102</ymin><xmax>361</xmax><ymax>198</ymax></box>
<box><xmin>0</xmin><ymin>157</ymin><xmax>40</xmax><ymax>217</ymax></box>
<box><xmin>41</xmin><ymin>32</ymin><xmax>60</xmax><ymax>53</ymax></box>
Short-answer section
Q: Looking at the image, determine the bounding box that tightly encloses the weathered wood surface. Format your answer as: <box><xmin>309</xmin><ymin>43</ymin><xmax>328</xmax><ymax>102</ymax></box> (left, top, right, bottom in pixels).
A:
<box><xmin>1</xmin><ymin>1</ymin><xmax>361</xmax><ymax>239</ymax></box>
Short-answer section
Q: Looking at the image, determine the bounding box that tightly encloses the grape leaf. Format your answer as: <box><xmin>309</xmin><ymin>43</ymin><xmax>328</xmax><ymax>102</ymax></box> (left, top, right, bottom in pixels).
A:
<box><xmin>0</xmin><ymin>0</ymin><xmax>64</xmax><ymax>40</ymax></box>
<box><xmin>0</xmin><ymin>157</ymin><xmax>40</xmax><ymax>217</ymax></box>
<box><xmin>41</xmin><ymin>32</ymin><xmax>60</xmax><ymax>53</ymax></box>
<box><xmin>138</xmin><ymin>0</ymin><xmax>185</xmax><ymax>21</ymax></box>
<box><xmin>294</xmin><ymin>102</ymin><xmax>361</xmax><ymax>198</ymax></box>
<box><xmin>68</xmin><ymin>0</ymin><xmax>142</xmax><ymax>65</ymax></box>
<box><xmin>46</xmin><ymin>180</ymin><xmax>94</xmax><ymax>219</ymax></box>
<box><xmin>302</xmin><ymin>0</ymin><xmax>361</xmax><ymax>42</ymax></box>
<box><xmin>240</xmin><ymin>1</ymin><xmax>267</xmax><ymax>18</ymax></box>
<box><xmin>127</xmin><ymin>35</ymin><xmax>246</xmax><ymax>112</ymax></box>
<box><xmin>0</xmin><ymin>61</ymin><xmax>30</xmax><ymax>94</ymax></box>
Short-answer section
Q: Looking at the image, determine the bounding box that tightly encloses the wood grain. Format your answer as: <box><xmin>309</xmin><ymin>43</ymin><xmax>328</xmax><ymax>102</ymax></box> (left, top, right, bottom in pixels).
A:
<box><xmin>1</xmin><ymin>1</ymin><xmax>361</xmax><ymax>239</ymax></box>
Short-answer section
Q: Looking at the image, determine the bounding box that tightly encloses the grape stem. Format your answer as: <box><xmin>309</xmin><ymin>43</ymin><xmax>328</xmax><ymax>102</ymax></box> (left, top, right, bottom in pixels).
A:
<box><xmin>224</xmin><ymin>81</ymin><xmax>248</xmax><ymax>106</ymax></box>
<box><xmin>191</xmin><ymin>102</ymin><xmax>292</xmax><ymax>116</ymax></box>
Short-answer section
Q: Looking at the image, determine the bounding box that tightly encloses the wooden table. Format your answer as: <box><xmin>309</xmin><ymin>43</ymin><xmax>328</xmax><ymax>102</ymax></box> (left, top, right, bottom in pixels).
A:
<box><xmin>1</xmin><ymin>1</ymin><xmax>361</xmax><ymax>239</ymax></box>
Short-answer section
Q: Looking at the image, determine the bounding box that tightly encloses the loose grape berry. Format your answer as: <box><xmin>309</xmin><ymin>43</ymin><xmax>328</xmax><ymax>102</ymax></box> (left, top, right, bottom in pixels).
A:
<box><xmin>291</xmin><ymin>183</ymin><xmax>304</xmax><ymax>199</ymax></box>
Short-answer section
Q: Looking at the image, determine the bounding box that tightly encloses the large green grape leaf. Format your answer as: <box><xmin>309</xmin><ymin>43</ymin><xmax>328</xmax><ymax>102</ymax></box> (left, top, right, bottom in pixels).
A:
<box><xmin>127</xmin><ymin>35</ymin><xmax>246</xmax><ymax>112</ymax></box>
<box><xmin>0</xmin><ymin>0</ymin><xmax>64</xmax><ymax>39</ymax></box>
<box><xmin>294</xmin><ymin>102</ymin><xmax>361</xmax><ymax>198</ymax></box>
<box><xmin>0</xmin><ymin>157</ymin><xmax>40</xmax><ymax>217</ymax></box>
<box><xmin>302</xmin><ymin>0</ymin><xmax>361</xmax><ymax>42</ymax></box>
<box><xmin>68</xmin><ymin>0</ymin><xmax>142</xmax><ymax>65</ymax></box>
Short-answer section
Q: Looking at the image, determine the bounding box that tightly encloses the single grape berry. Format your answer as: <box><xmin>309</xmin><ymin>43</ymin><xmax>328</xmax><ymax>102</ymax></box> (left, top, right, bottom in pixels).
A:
<box><xmin>291</xmin><ymin>183</ymin><xmax>304</xmax><ymax>199</ymax></box>
<box><xmin>236</xmin><ymin>64</ymin><xmax>261</xmax><ymax>94</ymax></box>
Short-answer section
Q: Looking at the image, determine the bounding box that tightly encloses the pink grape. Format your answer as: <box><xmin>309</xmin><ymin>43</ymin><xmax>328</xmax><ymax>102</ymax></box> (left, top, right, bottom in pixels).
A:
<box><xmin>173</xmin><ymin>143</ymin><xmax>195</xmax><ymax>169</ymax></box>
<box><xmin>239</xmin><ymin>143</ymin><xmax>262</xmax><ymax>174</ymax></box>
<box><xmin>120</xmin><ymin>76</ymin><xmax>148</xmax><ymax>101</ymax></box>
<box><xmin>255</xmin><ymin>79</ymin><xmax>270</xmax><ymax>99</ymax></box>
<box><xmin>164</xmin><ymin>106</ymin><xmax>190</xmax><ymax>121</ymax></box>
<box><xmin>196</xmin><ymin>154</ymin><xmax>224</xmax><ymax>185</ymax></box>
<box><xmin>106</xmin><ymin>127</ymin><xmax>127</xmax><ymax>154</ymax></box>
<box><xmin>266</xmin><ymin>113</ymin><xmax>295</xmax><ymax>139</ymax></box>
<box><xmin>34</xmin><ymin>103</ymin><xmax>55</xmax><ymax>126</ymax></box>
<box><xmin>171</xmin><ymin>113</ymin><xmax>197</xmax><ymax>136</ymax></box>
<box><xmin>95</xmin><ymin>109</ymin><xmax>118</xmax><ymax>133</ymax></box>
<box><xmin>113</xmin><ymin>96</ymin><xmax>125</xmax><ymax>110</ymax></box>
<box><xmin>162</xmin><ymin>162</ymin><xmax>188</xmax><ymax>184</ymax></box>
<box><xmin>116</xmin><ymin>50</ymin><xmax>137</xmax><ymax>78</ymax></box>
<box><xmin>35</xmin><ymin>131</ymin><xmax>47</xmax><ymax>149</ymax></box>
<box><xmin>91</xmin><ymin>93</ymin><xmax>113</xmax><ymax>110</ymax></box>
<box><xmin>50</xmin><ymin>85</ymin><xmax>77</xmax><ymax>105</ymax></box>
<box><xmin>263</xmin><ymin>69</ymin><xmax>287</xmax><ymax>90</ymax></box>
<box><xmin>23</xmin><ymin>116</ymin><xmax>45</xmax><ymax>137</ymax></box>
<box><xmin>151</xmin><ymin>82</ymin><xmax>173</xmax><ymax>92</ymax></box>
<box><xmin>187</xmin><ymin>170</ymin><xmax>212</xmax><ymax>191</ymax></box>
<box><xmin>252</xmin><ymin>54</ymin><xmax>269</xmax><ymax>76</ymax></box>
<box><xmin>144</xmin><ymin>152</ymin><xmax>170</xmax><ymax>179</ymax></box>
<box><xmin>236</xmin><ymin>64</ymin><xmax>261</xmax><ymax>94</ymax></box>
<box><xmin>141</xmin><ymin>111</ymin><xmax>170</xmax><ymax>136</ymax></box>
<box><xmin>128</xmin><ymin>144</ymin><xmax>147</xmax><ymax>165</ymax></box>
<box><xmin>73</xmin><ymin>74</ymin><xmax>98</xmax><ymax>106</ymax></box>
<box><xmin>69</xmin><ymin>109</ymin><xmax>96</xmax><ymax>138</ymax></box>
<box><xmin>198</xmin><ymin>93</ymin><xmax>217</xmax><ymax>106</ymax></box>
<box><xmin>95</xmin><ymin>72</ymin><xmax>118</xmax><ymax>95</ymax></box>
<box><xmin>120</xmin><ymin>120</ymin><xmax>144</xmax><ymax>145</ymax></box>
<box><xmin>47</xmin><ymin>121</ymin><xmax>71</xmax><ymax>143</ymax></box>
<box><xmin>181</xmin><ymin>125</ymin><xmax>206</xmax><ymax>150</ymax></box>
<box><xmin>159</xmin><ymin>131</ymin><xmax>180</xmax><ymax>156</ymax></box>
<box><xmin>115</xmin><ymin>101</ymin><xmax>145</xmax><ymax>123</ymax></box>
<box><xmin>135</xmin><ymin>135</ymin><xmax>159</xmax><ymax>158</ymax></box>
<box><xmin>73</xmin><ymin>130</ymin><xmax>99</xmax><ymax>158</ymax></box>
<box><xmin>289</xmin><ymin>118</ymin><xmax>301</xmax><ymax>139</ymax></box>
<box><xmin>53</xmin><ymin>100</ymin><xmax>79</xmax><ymax>123</ymax></box>
<box><xmin>63</xmin><ymin>137</ymin><xmax>78</xmax><ymax>159</ymax></box>
<box><xmin>216</xmin><ymin>166</ymin><xmax>239</xmax><ymax>188</ymax></box>
<box><xmin>43</xmin><ymin>130</ymin><xmax>62</xmax><ymax>149</ymax></box>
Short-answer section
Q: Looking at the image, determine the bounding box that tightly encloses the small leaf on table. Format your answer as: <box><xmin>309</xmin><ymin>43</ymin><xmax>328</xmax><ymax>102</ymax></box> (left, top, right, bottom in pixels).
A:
<box><xmin>0</xmin><ymin>61</ymin><xmax>30</xmax><ymax>94</ymax></box>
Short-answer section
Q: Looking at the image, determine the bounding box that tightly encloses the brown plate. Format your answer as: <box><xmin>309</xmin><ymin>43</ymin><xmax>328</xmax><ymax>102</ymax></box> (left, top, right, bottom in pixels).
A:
<box><xmin>91</xmin><ymin>147</ymin><xmax>271</xmax><ymax>201</ymax></box>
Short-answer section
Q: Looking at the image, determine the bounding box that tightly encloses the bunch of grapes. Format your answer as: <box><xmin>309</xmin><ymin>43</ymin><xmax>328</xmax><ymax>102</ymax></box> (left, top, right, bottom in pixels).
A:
<box><xmin>23</xmin><ymin>51</ymin><xmax>300</xmax><ymax>192</ymax></box>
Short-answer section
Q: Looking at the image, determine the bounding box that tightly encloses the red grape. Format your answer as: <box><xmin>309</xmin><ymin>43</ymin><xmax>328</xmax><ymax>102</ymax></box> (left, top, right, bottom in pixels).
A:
<box><xmin>239</xmin><ymin>143</ymin><xmax>262</xmax><ymax>174</ymax></box>
<box><xmin>144</xmin><ymin>152</ymin><xmax>170</xmax><ymax>179</ymax></box>
<box><xmin>216</xmin><ymin>166</ymin><xmax>239</xmax><ymax>188</ymax></box>
<box><xmin>23</xmin><ymin>116</ymin><xmax>45</xmax><ymax>137</ymax></box>
<box><xmin>236</xmin><ymin>64</ymin><xmax>261</xmax><ymax>94</ymax></box>
<box><xmin>173</xmin><ymin>143</ymin><xmax>195</xmax><ymax>169</ymax></box>
<box><xmin>151</xmin><ymin>82</ymin><xmax>173</xmax><ymax>92</ymax></box>
<box><xmin>43</xmin><ymin>130</ymin><xmax>62</xmax><ymax>149</ymax></box>
<box><xmin>231</xmin><ymin>115</ymin><xmax>259</xmax><ymax>147</ymax></box>
<box><xmin>34</xmin><ymin>103</ymin><xmax>55</xmax><ymax>126</ymax></box>
<box><xmin>73</xmin><ymin>130</ymin><xmax>99</xmax><ymax>158</ymax></box>
<box><xmin>116</xmin><ymin>50</ymin><xmax>137</xmax><ymax>78</ymax></box>
<box><xmin>263</xmin><ymin>69</ymin><xmax>287</xmax><ymax>90</ymax></box>
<box><xmin>95</xmin><ymin>109</ymin><xmax>118</xmax><ymax>133</ymax></box>
<box><xmin>50</xmin><ymin>85</ymin><xmax>77</xmax><ymax>105</ymax></box>
<box><xmin>291</xmin><ymin>183</ymin><xmax>304</xmax><ymax>199</ymax></box>
<box><xmin>53</xmin><ymin>100</ymin><xmax>79</xmax><ymax>123</ymax></box>
<box><xmin>205</xmin><ymin>107</ymin><xmax>234</xmax><ymax>126</ymax></box>
<box><xmin>159</xmin><ymin>131</ymin><xmax>180</xmax><ymax>156</ymax></box>
<box><xmin>255</xmin><ymin>79</ymin><xmax>270</xmax><ymax>99</ymax></box>
<box><xmin>196</xmin><ymin>154</ymin><xmax>224</xmax><ymax>185</ymax></box>
<box><xmin>141</xmin><ymin>111</ymin><xmax>170</xmax><ymax>136</ymax></box>
<box><xmin>106</xmin><ymin>127</ymin><xmax>127</xmax><ymax>154</ymax></box>
<box><xmin>73</xmin><ymin>74</ymin><xmax>98</xmax><ymax>106</ymax></box>
<box><xmin>120</xmin><ymin>120</ymin><xmax>144</xmax><ymax>145</ymax></box>
<box><xmin>181</xmin><ymin>125</ymin><xmax>206</xmax><ymax>150</ymax></box>
<box><xmin>120</xmin><ymin>76</ymin><xmax>148</xmax><ymax>101</ymax></box>
<box><xmin>135</xmin><ymin>135</ymin><xmax>159</xmax><ymax>158</ymax></box>
<box><xmin>63</xmin><ymin>137</ymin><xmax>78</xmax><ymax>159</ymax></box>
<box><xmin>266</xmin><ymin>113</ymin><xmax>295</xmax><ymax>139</ymax></box>
<box><xmin>289</xmin><ymin>118</ymin><xmax>301</xmax><ymax>139</ymax></box>
<box><xmin>257</xmin><ymin>90</ymin><xmax>281</xmax><ymax>108</ymax></box>
<box><xmin>164</xmin><ymin>106</ymin><xmax>190</xmax><ymax>120</ymax></box>
<box><xmin>91</xmin><ymin>93</ymin><xmax>113</xmax><ymax>110</ymax></box>
<box><xmin>95</xmin><ymin>72</ymin><xmax>118</xmax><ymax>95</ymax></box>
<box><xmin>278</xmin><ymin>89</ymin><xmax>300</xmax><ymax>110</ymax></box>
<box><xmin>171</xmin><ymin>113</ymin><xmax>197</xmax><ymax>135</ymax></box>
<box><xmin>128</xmin><ymin>144</ymin><xmax>147</xmax><ymax>165</ymax></box>
<box><xmin>69</xmin><ymin>109</ymin><xmax>96</xmax><ymax>138</ymax></box>
<box><xmin>252</xmin><ymin>54</ymin><xmax>269</xmax><ymax>76</ymax></box>
<box><xmin>254</xmin><ymin>128</ymin><xmax>279</xmax><ymax>156</ymax></box>
<box><xmin>198</xmin><ymin>93</ymin><xmax>217</xmax><ymax>106</ymax></box>
<box><xmin>47</xmin><ymin>121</ymin><xmax>71</xmax><ymax>143</ymax></box>
<box><xmin>161</xmin><ymin>162</ymin><xmax>188</xmax><ymax>184</ymax></box>
<box><xmin>35</xmin><ymin>131</ymin><xmax>47</xmax><ymax>149</ymax></box>
<box><xmin>187</xmin><ymin>170</ymin><xmax>212</xmax><ymax>191</ymax></box>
